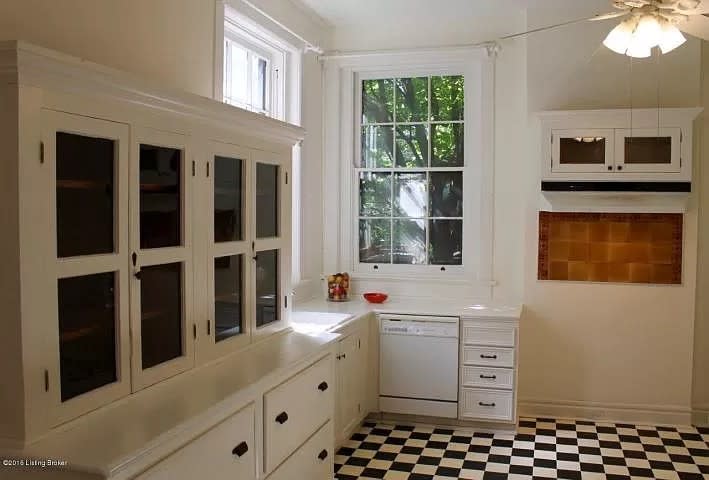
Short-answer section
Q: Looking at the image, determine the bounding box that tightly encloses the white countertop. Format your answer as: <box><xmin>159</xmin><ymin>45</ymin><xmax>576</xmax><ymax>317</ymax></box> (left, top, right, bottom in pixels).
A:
<box><xmin>292</xmin><ymin>297</ymin><xmax>523</xmax><ymax>334</ymax></box>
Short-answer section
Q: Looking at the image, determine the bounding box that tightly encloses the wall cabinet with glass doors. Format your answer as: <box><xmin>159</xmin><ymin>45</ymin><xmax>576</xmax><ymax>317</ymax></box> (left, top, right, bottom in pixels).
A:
<box><xmin>0</xmin><ymin>41</ymin><xmax>300</xmax><ymax>445</ymax></box>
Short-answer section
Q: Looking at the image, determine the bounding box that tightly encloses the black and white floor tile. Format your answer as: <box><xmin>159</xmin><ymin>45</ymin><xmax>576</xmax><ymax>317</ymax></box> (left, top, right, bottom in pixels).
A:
<box><xmin>334</xmin><ymin>418</ymin><xmax>709</xmax><ymax>479</ymax></box>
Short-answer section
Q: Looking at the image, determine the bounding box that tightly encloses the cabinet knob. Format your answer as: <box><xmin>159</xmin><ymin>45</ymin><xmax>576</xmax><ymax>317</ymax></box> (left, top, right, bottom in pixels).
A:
<box><xmin>275</xmin><ymin>411</ymin><xmax>289</xmax><ymax>424</ymax></box>
<box><xmin>134</xmin><ymin>270</ymin><xmax>143</xmax><ymax>280</ymax></box>
<box><xmin>318</xmin><ymin>449</ymin><xmax>328</xmax><ymax>461</ymax></box>
<box><xmin>232</xmin><ymin>441</ymin><xmax>249</xmax><ymax>457</ymax></box>
<box><xmin>617</xmin><ymin>165</ymin><xmax>623</xmax><ymax>171</ymax></box>
<box><xmin>342</xmin><ymin>353</ymin><xmax>347</xmax><ymax>359</ymax></box>
<box><xmin>478</xmin><ymin>402</ymin><xmax>496</xmax><ymax>407</ymax></box>
<box><xmin>607</xmin><ymin>165</ymin><xmax>613</xmax><ymax>171</ymax></box>
<box><xmin>318</xmin><ymin>381</ymin><xmax>329</xmax><ymax>392</ymax></box>
<box><xmin>480</xmin><ymin>354</ymin><xmax>497</xmax><ymax>359</ymax></box>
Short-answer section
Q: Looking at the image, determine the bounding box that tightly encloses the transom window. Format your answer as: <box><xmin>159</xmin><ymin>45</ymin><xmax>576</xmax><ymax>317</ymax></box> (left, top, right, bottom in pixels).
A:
<box><xmin>357</xmin><ymin>75</ymin><xmax>465</xmax><ymax>267</ymax></box>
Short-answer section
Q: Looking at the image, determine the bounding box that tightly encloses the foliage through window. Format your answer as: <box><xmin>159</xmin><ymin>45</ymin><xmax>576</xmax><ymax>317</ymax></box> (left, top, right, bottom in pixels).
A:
<box><xmin>358</xmin><ymin>75</ymin><xmax>464</xmax><ymax>267</ymax></box>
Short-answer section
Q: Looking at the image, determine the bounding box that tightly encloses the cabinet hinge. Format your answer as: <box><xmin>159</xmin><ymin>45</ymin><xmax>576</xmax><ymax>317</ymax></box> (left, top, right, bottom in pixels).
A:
<box><xmin>192</xmin><ymin>160</ymin><xmax>196</xmax><ymax>177</ymax></box>
<box><xmin>44</xmin><ymin>369</ymin><xmax>49</xmax><ymax>392</ymax></box>
<box><xmin>550</xmin><ymin>133</ymin><xmax>553</xmax><ymax>144</ymax></box>
<box><xmin>680</xmin><ymin>131</ymin><xmax>683</xmax><ymax>143</ymax></box>
<box><xmin>358</xmin><ymin>338</ymin><xmax>361</xmax><ymax>349</ymax></box>
<box><xmin>207</xmin><ymin>319</ymin><xmax>211</xmax><ymax>336</ymax></box>
<box><xmin>40</xmin><ymin>141</ymin><xmax>45</xmax><ymax>164</ymax></box>
<box><xmin>285</xmin><ymin>171</ymin><xmax>289</xmax><ymax>185</ymax></box>
<box><xmin>284</xmin><ymin>296</ymin><xmax>288</xmax><ymax>309</ymax></box>
<box><xmin>193</xmin><ymin>323</ymin><xmax>197</xmax><ymax>339</ymax></box>
<box><xmin>206</xmin><ymin>162</ymin><xmax>210</xmax><ymax>177</ymax></box>
<box><xmin>251</xmin><ymin>241</ymin><xmax>255</xmax><ymax>251</ymax></box>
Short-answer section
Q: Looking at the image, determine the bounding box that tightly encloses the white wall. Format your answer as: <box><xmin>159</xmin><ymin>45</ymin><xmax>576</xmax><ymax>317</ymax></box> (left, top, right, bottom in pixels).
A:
<box><xmin>0</xmin><ymin>0</ymin><xmax>330</xmax><ymax>301</ymax></box>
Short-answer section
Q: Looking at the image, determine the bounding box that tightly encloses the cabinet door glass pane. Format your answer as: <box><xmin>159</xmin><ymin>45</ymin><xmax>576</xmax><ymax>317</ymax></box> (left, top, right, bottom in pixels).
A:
<box><xmin>58</xmin><ymin>272</ymin><xmax>117</xmax><ymax>401</ymax></box>
<box><xmin>140</xmin><ymin>263</ymin><xmax>183</xmax><ymax>369</ymax></box>
<box><xmin>559</xmin><ymin>137</ymin><xmax>606</xmax><ymax>165</ymax></box>
<box><xmin>214</xmin><ymin>156</ymin><xmax>243</xmax><ymax>242</ymax></box>
<box><xmin>256</xmin><ymin>163</ymin><xmax>279</xmax><ymax>238</ymax></box>
<box><xmin>624</xmin><ymin>137</ymin><xmax>672</xmax><ymax>164</ymax></box>
<box><xmin>140</xmin><ymin>145</ymin><xmax>182</xmax><ymax>249</ymax></box>
<box><xmin>214</xmin><ymin>255</ymin><xmax>243</xmax><ymax>342</ymax></box>
<box><xmin>256</xmin><ymin>249</ymin><xmax>279</xmax><ymax>328</ymax></box>
<box><xmin>56</xmin><ymin>132</ymin><xmax>115</xmax><ymax>258</ymax></box>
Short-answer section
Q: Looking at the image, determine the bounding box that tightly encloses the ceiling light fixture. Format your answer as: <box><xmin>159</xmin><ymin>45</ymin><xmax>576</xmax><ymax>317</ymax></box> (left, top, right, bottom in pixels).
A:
<box><xmin>603</xmin><ymin>11</ymin><xmax>687</xmax><ymax>58</ymax></box>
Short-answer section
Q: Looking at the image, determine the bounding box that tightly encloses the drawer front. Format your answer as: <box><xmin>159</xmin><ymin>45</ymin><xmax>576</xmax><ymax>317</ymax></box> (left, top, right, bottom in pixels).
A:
<box><xmin>460</xmin><ymin>388</ymin><xmax>514</xmax><ymax>422</ymax></box>
<box><xmin>138</xmin><ymin>403</ymin><xmax>256</xmax><ymax>480</ymax></box>
<box><xmin>462</xmin><ymin>346</ymin><xmax>515</xmax><ymax>368</ymax></box>
<box><xmin>267</xmin><ymin>421</ymin><xmax>333</xmax><ymax>480</ymax></box>
<box><xmin>461</xmin><ymin>366</ymin><xmax>514</xmax><ymax>390</ymax></box>
<box><xmin>264</xmin><ymin>355</ymin><xmax>333</xmax><ymax>473</ymax></box>
<box><xmin>462</xmin><ymin>323</ymin><xmax>516</xmax><ymax>347</ymax></box>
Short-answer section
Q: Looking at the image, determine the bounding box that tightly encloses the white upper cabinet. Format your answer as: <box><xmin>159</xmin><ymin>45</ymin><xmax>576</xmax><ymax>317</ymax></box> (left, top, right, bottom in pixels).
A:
<box><xmin>541</xmin><ymin>108</ymin><xmax>701</xmax><ymax>184</ymax></box>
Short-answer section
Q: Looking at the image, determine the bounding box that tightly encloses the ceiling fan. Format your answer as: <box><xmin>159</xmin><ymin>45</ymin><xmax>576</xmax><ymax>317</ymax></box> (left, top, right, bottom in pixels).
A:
<box><xmin>502</xmin><ymin>0</ymin><xmax>709</xmax><ymax>58</ymax></box>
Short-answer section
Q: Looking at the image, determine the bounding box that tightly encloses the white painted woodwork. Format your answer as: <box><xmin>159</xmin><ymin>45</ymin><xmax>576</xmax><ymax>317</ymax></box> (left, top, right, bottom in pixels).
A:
<box><xmin>461</xmin><ymin>366</ymin><xmax>514</xmax><ymax>390</ymax></box>
<box><xmin>136</xmin><ymin>403</ymin><xmax>256</xmax><ymax>480</ymax></box>
<box><xmin>459</xmin><ymin>388</ymin><xmax>514</xmax><ymax>421</ymax></box>
<box><xmin>539</xmin><ymin>108</ymin><xmax>701</xmax><ymax>183</ymax></box>
<box><xmin>462</xmin><ymin>346</ymin><xmax>515</xmax><ymax>368</ymax></box>
<box><xmin>263</xmin><ymin>356</ymin><xmax>333</xmax><ymax>474</ymax></box>
<box><xmin>266</xmin><ymin>421</ymin><xmax>333</xmax><ymax>480</ymax></box>
<box><xmin>335</xmin><ymin>329</ymin><xmax>366</xmax><ymax>444</ymax></box>
<box><xmin>461</xmin><ymin>324</ymin><xmax>516</xmax><ymax>347</ymax></box>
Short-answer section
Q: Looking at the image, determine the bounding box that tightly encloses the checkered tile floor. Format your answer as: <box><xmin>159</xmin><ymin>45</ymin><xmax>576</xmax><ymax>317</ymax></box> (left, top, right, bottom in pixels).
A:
<box><xmin>334</xmin><ymin>418</ymin><xmax>709</xmax><ymax>479</ymax></box>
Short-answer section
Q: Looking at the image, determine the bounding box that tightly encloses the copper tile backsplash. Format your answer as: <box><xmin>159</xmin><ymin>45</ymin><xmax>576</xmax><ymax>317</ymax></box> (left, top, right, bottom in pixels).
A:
<box><xmin>538</xmin><ymin>212</ymin><xmax>682</xmax><ymax>284</ymax></box>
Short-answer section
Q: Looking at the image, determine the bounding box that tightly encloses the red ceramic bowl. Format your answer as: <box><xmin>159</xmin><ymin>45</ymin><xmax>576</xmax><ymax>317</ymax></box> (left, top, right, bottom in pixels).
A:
<box><xmin>363</xmin><ymin>292</ymin><xmax>388</xmax><ymax>304</ymax></box>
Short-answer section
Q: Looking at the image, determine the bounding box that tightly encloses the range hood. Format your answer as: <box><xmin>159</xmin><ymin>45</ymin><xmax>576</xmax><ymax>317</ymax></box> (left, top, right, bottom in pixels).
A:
<box><xmin>540</xmin><ymin>183</ymin><xmax>690</xmax><ymax>213</ymax></box>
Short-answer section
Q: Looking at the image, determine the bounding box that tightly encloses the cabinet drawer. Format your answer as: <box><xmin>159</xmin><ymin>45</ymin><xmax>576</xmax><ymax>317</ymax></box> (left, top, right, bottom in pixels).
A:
<box><xmin>137</xmin><ymin>403</ymin><xmax>255</xmax><ymax>480</ymax></box>
<box><xmin>462</xmin><ymin>323</ymin><xmax>516</xmax><ymax>347</ymax></box>
<box><xmin>264</xmin><ymin>355</ymin><xmax>333</xmax><ymax>473</ymax></box>
<box><xmin>267</xmin><ymin>421</ymin><xmax>333</xmax><ymax>480</ymax></box>
<box><xmin>461</xmin><ymin>366</ymin><xmax>514</xmax><ymax>390</ymax></box>
<box><xmin>460</xmin><ymin>388</ymin><xmax>514</xmax><ymax>422</ymax></box>
<box><xmin>462</xmin><ymin>346</ymin><xmax>515</xmax><ymax>367</ymax></box>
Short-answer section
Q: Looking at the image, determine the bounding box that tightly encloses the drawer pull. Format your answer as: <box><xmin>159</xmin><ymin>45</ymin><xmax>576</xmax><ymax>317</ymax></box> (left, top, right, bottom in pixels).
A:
<box><xmin>479</xmin><ymin>374</ymin><xmax>497</xmax><ymax>379</ymax></box>
<box><xmin>478</xmin><ymin>401</ymin><xmax>496</xmax><ymax>407</ymax></box>
<box><xmin>318</xmin><ymin>381</ymin><xmax>329</xmax><ymax>392</ymax></box>
<box><xmin>232</xmin><ymin>441</ymin><xmax>249</xmax><ymax>457</ymax></box>
<box><xmin>480</xmin><ymin>354</ymin><xmax>497</xmax><ymax>359</ymax></box>
<box><xmin>318</xmin><ymin>449</ymin><xmax>328</xmax><ymax>461</ymax></box>
<box><xmin>275</xmin><ymin>411</ymin><xmax>289</xmax><ymax>424</ymax></box>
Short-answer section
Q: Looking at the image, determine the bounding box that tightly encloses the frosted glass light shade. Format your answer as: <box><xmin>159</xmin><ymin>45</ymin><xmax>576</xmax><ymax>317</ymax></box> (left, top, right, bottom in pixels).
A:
<box><xmin>658</xmin><ymin>22</ymin><xmax>686</xmax><ymax>54</ymax></box>
<box><xmin>603</xmin><ymin>19</ymin><xmax>636</xmax><ymax>54</ymax></box>
<box><xmin>634</xmin><ymin>15</ymin><xmax>662</xmax><ymax>47</ymax></box>
<box><xmin>626</xmin><ymin>36</ymin><xmax>652</xmax><ymax>58</ymax></box>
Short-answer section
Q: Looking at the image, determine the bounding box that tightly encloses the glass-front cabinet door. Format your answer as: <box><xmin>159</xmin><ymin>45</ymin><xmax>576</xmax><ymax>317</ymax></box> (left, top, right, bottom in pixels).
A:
<box><xmin>130</xmin><ymin>128</ymin><xmax>194</xmax><ymax>391</ymax></box>
<box><xmin>197</xmin><ymin>143</ymin><xmax>251</xmax><ymax>363</ymax></box>
<box><xmin>551</xmin><ymin>129</ymin><xmax>614</xmax><ymax>174</ymax></box>
<box><xmin>252</xmin><ymin>151</ymin><xmax>290</xmax><ymax>340</ymax></box>
<box><xmin>43</xmin><ymin>111</ymin><xmax>131</xmax><ymax>425</ymax></box>
<box><xmin>614</xmin><ymin>127</ymin><xmax>681</xmax><ymax>173</ymax></box>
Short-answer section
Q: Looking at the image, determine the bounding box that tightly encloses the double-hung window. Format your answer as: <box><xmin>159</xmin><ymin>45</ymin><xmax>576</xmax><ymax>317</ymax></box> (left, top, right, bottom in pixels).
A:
<box><xmin>357</xmin><ymin>75</ymin><xmax>466</xmax><ymax>272</ymax></box>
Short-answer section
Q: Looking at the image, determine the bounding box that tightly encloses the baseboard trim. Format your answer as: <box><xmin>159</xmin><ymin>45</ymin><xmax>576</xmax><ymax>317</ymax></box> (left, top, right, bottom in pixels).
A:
<box><xmin>519</xmin><ymin>398</ymin><xmax>692</xmax><ymax>426</ymax></box>
<box><xmin>692</xmin><ymin>403</ymin><xmax>709</xmax><ymax>427</ymax></box>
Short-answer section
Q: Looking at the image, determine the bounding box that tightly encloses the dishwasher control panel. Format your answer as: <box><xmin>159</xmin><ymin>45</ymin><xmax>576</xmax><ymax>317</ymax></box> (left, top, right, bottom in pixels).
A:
<box><xmin>380</xmin><ymin>315</ymin><xmax>459</xmax><ymax>338</ymax></box>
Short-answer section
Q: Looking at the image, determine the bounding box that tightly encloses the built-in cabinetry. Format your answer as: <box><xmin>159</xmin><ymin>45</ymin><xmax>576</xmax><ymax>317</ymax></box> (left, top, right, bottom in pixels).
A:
<box><xmin>541</xmin><ymin>108</ymin><xmax>700</xmax><ymax>184</ymax></box>
<box><xmin>459</xmin><ymin>316</ymin><xmax>519</xmax><ymax>424</ymax></box>
<box><xmin>334</xmin><ymin>323</ymin><xmax>368</xmax><ymax>445</ymax></box>
<box><xmin>0</xmin><ymin>41</ymin><xmax>300</xmax><ymax>446</ymax></box>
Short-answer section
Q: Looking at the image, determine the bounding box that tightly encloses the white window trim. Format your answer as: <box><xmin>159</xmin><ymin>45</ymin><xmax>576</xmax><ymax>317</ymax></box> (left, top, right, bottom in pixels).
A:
<box><xmin>322</xmin><ymin>48</ymin><xmax>495</xmax><ymax>294</ymax></box>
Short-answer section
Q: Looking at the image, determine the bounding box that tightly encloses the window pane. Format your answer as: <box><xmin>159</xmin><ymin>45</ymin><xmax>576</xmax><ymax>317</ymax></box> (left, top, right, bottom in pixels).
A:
<box><xmin>256</xmin><ymin>249</ymin><xmax>279</xmax><ymax>328</ymax></box>
<box><xmin>56</xmin><ymin>132</ymin><xmax>115</xmax><ymax>258</ymax></box>
<box><xmin>252</xmin><ymin>56</ymin><xmax>268</xmax><ymax>112</ymax></box>
<box><xmin>431</xmin><ymin>75</ymin><xmax>464</xmax><ymax>121</ymax></box>
<box><xmin>359</xmin><ymin>219</ymin><xmax>391</xmax><ymax>264</ymax></box>
<box><xmin>58</xmin><ymin>272</ymin><xmax>117</xmax><ymax>402</ymax></box>
<box><xmin>432</xmin><ymin>123</ymin><xmax>464</xmax><ymax>167</ymax></box>
<box><xmin>361</xmin><ymin>125</ymin><xmax>394</xmax><ymax>168</ymax></box>
<box><xmin>359</xmin><ymin>172</ymin><xmax>392</xmax><ymax>217</ymax></box>
<box><xmin>393</xmin><ymin>219</ymin><xmax>426</xmax><ymax>265</ymax></box>
<box><xmin>224</xmin><ymin>40</ymin><xmax>248</xmax><ymax>107</ymax></box>
<box><xmin>396</xmin><ymin>77</ymin><xmax>428</xmax><ymax>123</ymax></box>
<box><xmin>140</xmin><ymin>263</ymin><xmax>183</xmax><ymax>369</ymax></box>
<box><xmin>214</xmin><ymin>156</ymin><xmax>243</xmax><ymax>243</ymax></box>
<box><xmin>140</xmin><ymin>145</ymin><xmax>182</xmax><ymax>249</ymax></box>
<box><xmin>429</xmin><ymin>219</ymin><xmax>462</xmax><ymax>265</ymax></box>
<box><xmin>395</xmin><ymin>125</ymin><xmax>428</xmax><ymax>168</ymax></box>
<box><xmin>362</xmin><ymin>79</ymin><xmax>394</xmax><ymax>124</ymax></box>
<box><xmin>430</xmin><ymin>171</ymin><xmax>463</xmax><ymax>217</ymax></box>
<box><xmin>256</xmin><ymin>163</ymin><xmax>279</xmax><ymax>238</ymax></box>
<box><xmin>394</xmin><ymin>172</ymin><xmax>426</xmax><ymax>218</ymax></box>
<box><xmin>214</xmin><ymin>255</ymin><xmax>243</xmax><ymax>342</ymax></box>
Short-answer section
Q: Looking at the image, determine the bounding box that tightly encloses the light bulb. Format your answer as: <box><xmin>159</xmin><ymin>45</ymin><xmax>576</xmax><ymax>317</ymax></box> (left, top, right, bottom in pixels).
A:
<box><xmin>626</xmin><ymin>34</ymin><xmax>652</xmax><ymax>58</ymax></box>
<box><xmin>634</xmin><ymin>14</ymin><xmax>662</xmax><ymax>47</ymax></box>
<box><xmin>658</xmin><ymin>21</ymin><xmax>686</xmax><ymax>54</ymax></box>
<box><xmin>603</xmin><ymin>18</ymin><xmax>637</xmax><ymax>54</ymax></box>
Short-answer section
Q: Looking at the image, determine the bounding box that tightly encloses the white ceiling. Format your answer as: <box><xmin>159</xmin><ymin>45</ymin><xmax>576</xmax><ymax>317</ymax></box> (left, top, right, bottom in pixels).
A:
<box><xmin>295</xmin><ymin>0</ymin><xmax>607</xmax><ymax>28</ymax></box>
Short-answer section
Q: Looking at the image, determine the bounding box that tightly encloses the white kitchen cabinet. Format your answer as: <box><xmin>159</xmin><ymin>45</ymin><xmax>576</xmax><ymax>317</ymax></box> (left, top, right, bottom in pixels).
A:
<box><xmin>551</xmin><ymin>128</ymin><xmax>614</xmax><ymax>174</ymax></box>
<box><xmin>0</xmin><ymin>40</ymin><xmax>302</xmax><ymax>444</ymax></box>
<box><xmin>266</xmin><ymin>421</ymin><xmax>333</xmax><ymax>480</ymax></box>
<box><xmin>334</xmin><ymin>325</ymin><xmax>368</xmax><ymax>446</ymax></box>
<box><xmin>614</xmin><ymin>127</ymin><xmax>681</xmax><ymax>174</ymax></box>
<box><xmin>137</xmin><ymin>403</ymin><xmax>256</xmax><ymax>480</ymax></box>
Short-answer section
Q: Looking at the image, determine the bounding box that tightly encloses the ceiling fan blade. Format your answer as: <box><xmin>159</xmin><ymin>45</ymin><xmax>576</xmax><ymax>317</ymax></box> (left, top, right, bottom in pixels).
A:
<box><xmin>500</xmin><ymin>12</ymin><xmax>626</xmax><ymax>40</ymax></box>
<box><xmin>677</xmin><ymin>13</ymin><xmax>709</xmax><ymax>40</ymax></box>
